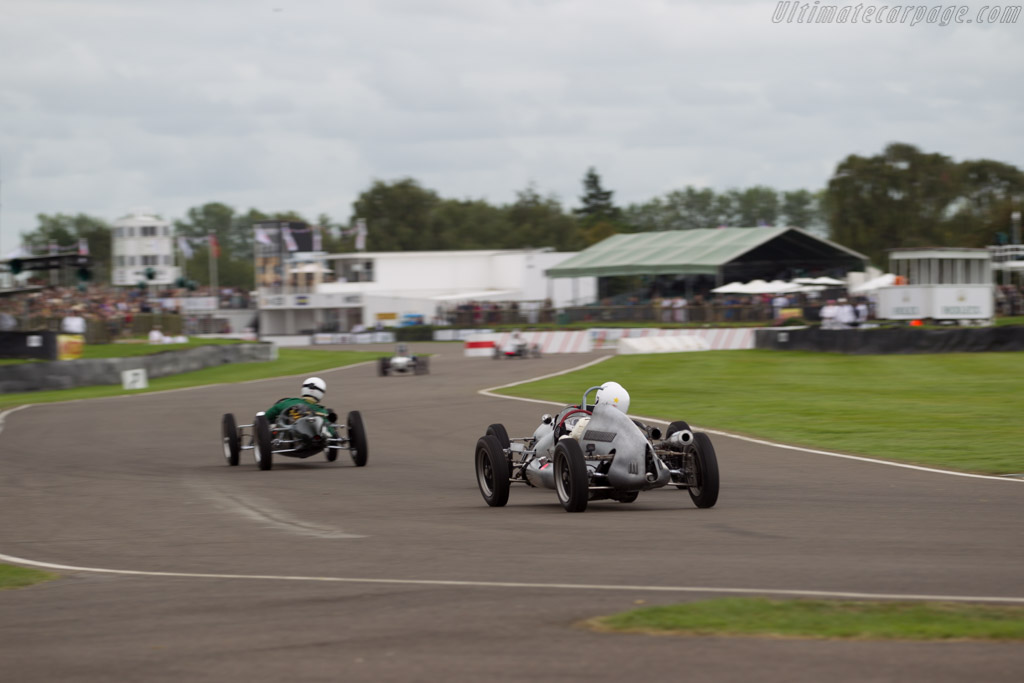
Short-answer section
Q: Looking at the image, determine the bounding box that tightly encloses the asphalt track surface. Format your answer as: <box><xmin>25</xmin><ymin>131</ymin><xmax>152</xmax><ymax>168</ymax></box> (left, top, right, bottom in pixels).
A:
<box><xmin>1</xmin><ymin>342</ymin><xmax>1022</xmax><ymax>682</ymax></box>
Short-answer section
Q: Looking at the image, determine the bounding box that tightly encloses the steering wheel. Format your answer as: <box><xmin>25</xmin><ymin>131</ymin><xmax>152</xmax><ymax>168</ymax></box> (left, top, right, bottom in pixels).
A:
<box><xmin>556</xmin><ymin>408</ymin><xmax>592</xmax><ymax>433</ymax></box>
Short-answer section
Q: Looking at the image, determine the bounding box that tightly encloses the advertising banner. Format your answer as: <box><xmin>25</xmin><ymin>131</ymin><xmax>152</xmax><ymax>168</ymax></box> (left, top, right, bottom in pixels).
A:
<box><xmin>57</xmin><ymin>334</ymin><xmax>85</xmax><ymax>360</ymax></box>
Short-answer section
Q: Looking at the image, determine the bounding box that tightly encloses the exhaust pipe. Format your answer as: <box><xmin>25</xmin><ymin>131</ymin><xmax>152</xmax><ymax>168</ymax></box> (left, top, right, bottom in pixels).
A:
<box><xmin>666</xmin><ymin>429</ymin><xmax>694</xmax><ymax>448</ymax></box>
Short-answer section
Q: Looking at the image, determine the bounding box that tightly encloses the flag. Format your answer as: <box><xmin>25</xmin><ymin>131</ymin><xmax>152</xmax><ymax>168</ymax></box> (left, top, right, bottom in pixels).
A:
<box><xmin>312</xmin><ymin>225</ymin><xmax>322</xmax><ymax>252</ymax></box>
<box><xmin>355</xmin><ymin>218</ymin><xmax>367</xmax><ymax>252</ymax></box>
<box><xmin>209</xmin><ymin>233</ymin><xmax>221</xmax><ymax>259</ymax></box>
<box><xmin>78</xmin><ymin>238</ymin><xmax>89</xmax><ymax>256</ymax></box>
<box><xmin>282</xmin><ymin>225</ymin><xmax>298</xmax><ymax>252</ymax></box>
<box><xmin>254</xmin><ymin>226</ymin><xmax>273</xmax><ymax>246</ymax></box>
<box><xmin>178</xmin><ymin>236</ymin><xmax>194</xmax><ymax>259</ymax></box>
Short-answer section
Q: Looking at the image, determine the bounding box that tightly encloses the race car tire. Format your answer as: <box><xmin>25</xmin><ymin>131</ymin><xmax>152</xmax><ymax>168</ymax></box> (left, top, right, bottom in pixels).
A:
<box><xmin>485</xmin><ymin>423</ymin><xmax>510</xmax><ymax>449</ymax></box>
<box><xmin>253</xmin><ymin>414</ymin><xmax>273</xmax><ymax>471</ymax></box>
<box><xmin>347</xmin><ymin>411</ymin><xmax>368</xmax><ymax>467</ymax></box>
<box><xmin>686</xmin><ymin>432</ymin><xmax>720</xmax><ymax>508</ymax></box>
<box><xmin>379</xmin><ymin>358</ymin><xmax>389</xmax><ymax>377</ymax></box>
<box><xmin>666</xmin><ymin>420</ymin><xmax>691</xmax><ymax>437</ymax></box>
<box><xmin>222</xmin><ymin>413</ymin><xmax>240</xmax><ymax>466</ymax></box>
<box><xmin>475</xmin><ymin>435</ymin><xmax>509</xmax><ymax>507</ymax></box>
<box><xmin>554</xmin><ymin>438</ymin><xmax>588</xmax><ymax>512</ymax></box>
<box><xmin>326</xmin><ymin>446</ymin><xmax>338</xmax><ymax>462</ymax></box>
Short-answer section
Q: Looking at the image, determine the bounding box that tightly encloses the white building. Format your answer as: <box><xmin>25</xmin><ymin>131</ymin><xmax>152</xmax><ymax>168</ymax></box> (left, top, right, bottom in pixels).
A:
<box><xmin>257</xmin><ymin>249</ymin><xmax>597</xmax><ymax>335</ymax></box>
<box><xmin>111</xmin><ymin>211</ymin><xmax>181</xmax><ymax>287</ymax></box>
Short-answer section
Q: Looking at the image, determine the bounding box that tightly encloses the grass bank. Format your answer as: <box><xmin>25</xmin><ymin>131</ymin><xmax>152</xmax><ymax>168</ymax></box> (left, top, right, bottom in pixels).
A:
<box><xmin>588</xmin><ymin>598</ymin><xmax>1024</xmax><ymax>640</ymax></box>
<box><xmin>0</xmin><ymin>347</ymin><xmax>379</xmax><ymax>412</ymax></box>
<box><xmin>496</xmin><ymin>350</ymin><xmax>1024</xmax><ymax>474</ymax></box>
<box><xmin>0</xmin><ymin>564</ymin><xmax>58</xmax><ymax>590</ymax></box>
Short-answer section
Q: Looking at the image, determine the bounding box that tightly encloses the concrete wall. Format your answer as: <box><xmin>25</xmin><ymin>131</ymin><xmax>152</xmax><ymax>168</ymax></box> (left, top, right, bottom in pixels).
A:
<box><xmin>0</xmin><ymin>342</ymin><xmax>276</xmax><ymax>393</ymax></box>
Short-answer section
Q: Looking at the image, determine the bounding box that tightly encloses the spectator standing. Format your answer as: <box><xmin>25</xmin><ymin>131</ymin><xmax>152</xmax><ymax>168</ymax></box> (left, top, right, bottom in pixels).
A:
<box><xmin>771</xmin><ymin>293</ymin><xmax>789</xmax><ymax>321</ymax></box>
<box><xmin>836</xmin><ymin>298</ymin><xmax>857</xmax><ymax>329</ymax></box>
<box><xmin>673</xmin><ymin>296</ymin><xmax>688</xmax><ymax>323</ymax></box>
<box><xmin>819</xmin><ymin>299</ymin><xmax>838</xmax><ymax>329</ymax></box>
<box><xmin>61</xmin><ymin>308</ymin><xmax>87</xmax><ymax>334</ymax></box>
<box><xmin>855</xmin><ymin>298</ymin><xmax>870</xmax><ymax>326</ymax></box>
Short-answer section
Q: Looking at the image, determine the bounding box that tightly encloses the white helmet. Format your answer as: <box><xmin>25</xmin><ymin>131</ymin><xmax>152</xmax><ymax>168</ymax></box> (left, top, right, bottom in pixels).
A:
<box><xmin>301</xmin><ymin>376</ymin><xmax>326</xmax><ymax>403</ymax></box>
<box><xmin>595</xmin><ymin>381</ymin><xmax>630</xmax><ymax>415</ymax></box>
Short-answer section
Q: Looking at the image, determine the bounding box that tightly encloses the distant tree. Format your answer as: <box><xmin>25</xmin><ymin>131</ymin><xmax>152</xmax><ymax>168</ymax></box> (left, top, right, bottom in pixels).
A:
<box><xmin>780</xmin><ymin>189</ymin><xmax>820</xmax><ymax>229</ymax></box>
<box><xmin>505</xmin><ymin>185</ymin><xmax>582</xmax><ymax>251</ymax></box>
<box><xmin>350</xmin><ymin>178</ymin><xmax>443</xmax><ymax>251</ymax></box>
<box><xmin>826</xmin><ymin>143</ymin><xmax>1024</xmax><ymax>264</ymax></box>
<box><xmin>574</xmin><ymin>167</ymin><xmax>622</xmax><ymax>227</ymax></box>
<box><xmin>728</xmin><ymin>186</ymin><xmax>780</xmax><ymax>227</ymax></box>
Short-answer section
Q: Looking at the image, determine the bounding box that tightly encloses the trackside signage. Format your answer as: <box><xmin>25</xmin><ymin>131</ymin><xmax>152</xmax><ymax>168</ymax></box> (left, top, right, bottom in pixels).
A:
<box><xmin>877</xmin><ymin>285</ymin><xmax>993</xmax><ymax>320</ymax></box>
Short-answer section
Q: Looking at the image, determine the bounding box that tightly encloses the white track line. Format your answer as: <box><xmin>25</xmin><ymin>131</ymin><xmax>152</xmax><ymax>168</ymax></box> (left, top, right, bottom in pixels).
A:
<box><xmin>1</xmin><ymin>552</ymin><xmax>1022</xmax><ymax>604</ymax></box>
<box><xmin>479</xmin><ymin>358</ymin><xmax>1022</xmax><ymax>484</ymax></box>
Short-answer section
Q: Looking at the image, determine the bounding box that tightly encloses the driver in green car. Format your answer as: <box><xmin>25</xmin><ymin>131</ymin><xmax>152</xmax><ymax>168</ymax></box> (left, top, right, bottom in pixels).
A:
<box><xmin>264</xmin><ymin>377</ymin><xmax>336</xmax><ymax>434</ymax></box>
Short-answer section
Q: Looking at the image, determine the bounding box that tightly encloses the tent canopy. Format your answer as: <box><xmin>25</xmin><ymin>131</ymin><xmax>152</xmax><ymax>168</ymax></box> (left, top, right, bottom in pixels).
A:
<box><xmin>545</xmin><ymin>227</ymin><xmax>867</xmax><ymax>279</ymax></box>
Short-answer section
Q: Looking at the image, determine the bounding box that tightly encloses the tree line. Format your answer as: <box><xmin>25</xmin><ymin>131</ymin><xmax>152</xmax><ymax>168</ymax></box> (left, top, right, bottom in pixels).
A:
<box><xmin>15</xmin><ymin>142</ymin><xmax>1024</xmax><ymax>289</ymax></box>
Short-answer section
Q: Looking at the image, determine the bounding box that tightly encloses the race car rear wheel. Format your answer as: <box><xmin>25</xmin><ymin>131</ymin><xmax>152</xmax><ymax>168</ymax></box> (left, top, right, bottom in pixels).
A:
<box><xmin>347</xmin><ymin>411</ymin><xmax>368</xmax><ymax>467</ymax></box>
<box><xmin>253</xmin><ymin>414</ymin><xmax>273</xmax><ymax>471</ymax></box>
<box><xmin>475</xmin><ymin>435</ymin><xmax>509</xmax><ymax>507</ymax></box>
<box><xmin>686</xmin><ymin>432</ymin><xmax>719</xmax><ymax>508</ymax></box>
<box><xmin>554</xmin><ymin>438</ymin><xmax>588</xmax><ymax>512</ymax></box>
<box><xmin>485</xmin><ymin>423</ymin><xmax>510</xmax><ymax>449</ymax></box>
<box><xmin>378</xmin><ymin>358</ymin><xmax>389</xmax><ymax>377</ymax></box>
<box><xmin>666</xmin><ymin>420</ymin><xmax>691</xmax><ymax>437</ymax></box>
<box><xmin>222</xmin><ymin>413</ymin><xmax>240</xmax><ymax>466</ymax></box>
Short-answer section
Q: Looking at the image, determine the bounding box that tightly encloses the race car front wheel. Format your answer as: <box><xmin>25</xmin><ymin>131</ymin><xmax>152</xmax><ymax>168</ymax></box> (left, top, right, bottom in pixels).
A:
<box><xmin>475</xmin><ymin>435</ymin><xmax>509</xmax><ymax>507</ymax></box>
<box><xmin>686</xmin><ymin>432</ymin><xmax>719</xmax><ymax>509</ymax></box>
<box><xmin>554</xmin><ymin>439</ymin><xmax>588</xmax><ymax>513</ymax></box>
<box><xmin>348</xmin><ymin>411</ymin><xmax>368</xmax><ymax>467</ymax></box>
<box><xmin>253</xmin><ymin>414</ymin><xmax>273</xmax><ymax>471</ymax></box>
<box><xmin>222</xmin><ymin>413</ymin><xmax>240</xmax><ymax>466</ymax></box>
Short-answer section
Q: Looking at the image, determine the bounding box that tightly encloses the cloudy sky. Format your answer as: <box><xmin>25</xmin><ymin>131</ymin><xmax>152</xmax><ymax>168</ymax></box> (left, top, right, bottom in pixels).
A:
<box><xmin>2</xmin><ymin>0</ymin><xmax>1022</xmax><ymax>251</ymax></box>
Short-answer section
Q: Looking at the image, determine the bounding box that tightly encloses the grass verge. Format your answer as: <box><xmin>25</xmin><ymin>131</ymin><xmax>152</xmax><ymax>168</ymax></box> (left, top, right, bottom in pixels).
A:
<box><xmin>0</xmin><ymin>564</ymin><xmax>58</xmax><ymax>590</ymax></box>
<box><xmin>588</xmin><ymin>598</ymin><xmax>1024</xmax><ymax>640</ymax></box>
<box><xmin>496</xmin><ymin>349</ymin><xmax>1024</xmax><ymax>474</ymax></box>
<box><xmin>0</xmin><ymin>348</ymin><xmax>380</xmax><ymax>412</ymax></box>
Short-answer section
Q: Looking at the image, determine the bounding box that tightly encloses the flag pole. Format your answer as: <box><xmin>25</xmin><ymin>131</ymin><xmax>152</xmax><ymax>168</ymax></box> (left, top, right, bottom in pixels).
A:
<box><xmin>209</xmin><ymin>233</ymin><xmax>218</xmax><ymax>310</ymax></box>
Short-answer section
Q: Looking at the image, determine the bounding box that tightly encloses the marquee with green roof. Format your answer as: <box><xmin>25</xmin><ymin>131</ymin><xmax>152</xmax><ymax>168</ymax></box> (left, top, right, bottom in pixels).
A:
<box><xmin>545</xmin><ymin>227</ymin><xmax>868</xmax><ymax>282</ymax></box>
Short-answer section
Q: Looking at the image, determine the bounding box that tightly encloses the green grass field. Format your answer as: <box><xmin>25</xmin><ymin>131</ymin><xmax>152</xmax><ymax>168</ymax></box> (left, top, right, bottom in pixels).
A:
<box><xmin>0</xmin><ymin>347</ymin><xmax>380</xmax><ymax>411</ymax></box>
<box><xmin>497</xmin><ymin>350</ymin><xmax>1024</xmax><ymax>475</ymax></box>
<box><xmin>0</xmin><ymin>564</ymin><xmax>58</xmax><ymax>590</ymax></box>
<box><xmin>590</xmin><ymin>598</ymin><xmax>1024</xmax><ymax>640</ymax></box>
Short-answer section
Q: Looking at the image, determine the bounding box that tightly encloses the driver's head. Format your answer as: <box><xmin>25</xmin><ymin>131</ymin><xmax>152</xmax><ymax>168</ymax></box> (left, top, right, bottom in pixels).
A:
<box><xmin>595</xmin><ymin>381</ymin><xmax>630</xmax><ymax>415</ymax></box>
<box><xmin>301</xmin><ymin>376</ymin><xmax>326</xmax><ymax>403</ymax></box>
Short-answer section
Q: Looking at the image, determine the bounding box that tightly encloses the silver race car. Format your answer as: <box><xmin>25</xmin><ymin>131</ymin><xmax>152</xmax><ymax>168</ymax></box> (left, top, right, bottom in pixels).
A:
<box><xmin>379</xmin><ymin>344</ymin><xmax>430</xmax><ymax>376</ymax></box>
<box><xmin>222</xmin><ymin>404</ymin><xmax>368</xmax><ymax>471</ymax></box>
<box><xmin>493</xmin><ymin>332</ymin><xmax>541</xmax><ymax>359</ymax></box>
<box><xmin>474</xmin><ymin>385</ymin><xmax>719</xmax><ymax>512</ymax></box>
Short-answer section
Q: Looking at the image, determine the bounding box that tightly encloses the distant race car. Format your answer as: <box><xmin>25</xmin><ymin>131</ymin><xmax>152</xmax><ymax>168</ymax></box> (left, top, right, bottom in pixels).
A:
<box><xmin>379</xmin><ymin>344</ymin><xmax>429</xmax><ymax>376</ymax></box>
<box><xmin>474</xmin><ymin>385</ymin><xmax>719</xmax><ymax>512</ymax></box>
<box><xmin>493</xmin><ymin>333</ymin><xmax>541</xmax><ymax>359</ymax></box>
<box><xmin>222</xmin><ymin>404</ymin><xmax>368</xmax><ymax>471</ymax></box>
